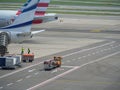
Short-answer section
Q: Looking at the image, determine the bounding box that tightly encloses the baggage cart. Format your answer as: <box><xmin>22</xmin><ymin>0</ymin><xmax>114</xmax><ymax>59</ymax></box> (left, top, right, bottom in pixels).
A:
<box><xmin>22</xmin><ymin>54</ymin><xmax>34</xmax><ymax>62</ymax></box>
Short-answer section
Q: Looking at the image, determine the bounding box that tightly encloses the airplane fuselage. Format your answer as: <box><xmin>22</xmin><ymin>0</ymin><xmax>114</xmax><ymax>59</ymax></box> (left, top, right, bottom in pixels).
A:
<box><xmin>0</xmin><ymin>10</ymin><xmax>58</xmax><ymax>27</ymax></box>
<box><xmin>0</xmin><ymin>10</ymin><xmax>16</xmax><ymax>27</ymax></box>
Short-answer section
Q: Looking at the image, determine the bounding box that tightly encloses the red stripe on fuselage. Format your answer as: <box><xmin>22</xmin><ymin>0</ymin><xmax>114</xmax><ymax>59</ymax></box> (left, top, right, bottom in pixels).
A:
<box><xmin>37</xmin><ymin>3</ymin><xmax>49</xmax><ymax>7</ymax></box>
<box><xmin>32</xmin><ymin>19</ymin><xmax>43</xmax><ymax>24</ymax></box>
<box><xmin>35</xmin><ymin>11</ymin><xmax>45</xmax><ymax>16</ymax></box>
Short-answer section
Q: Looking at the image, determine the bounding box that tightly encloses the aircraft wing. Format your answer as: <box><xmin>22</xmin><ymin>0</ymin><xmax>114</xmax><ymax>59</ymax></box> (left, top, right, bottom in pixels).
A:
<box><xmin>31</xmin><ymin>29</ymin><xmax>45</xmax><ymax>34</ymax></box>
<box><xmin>33</xmin><ymin>13</ymin><xmax>58</xmax><ymax>24</ymax></box>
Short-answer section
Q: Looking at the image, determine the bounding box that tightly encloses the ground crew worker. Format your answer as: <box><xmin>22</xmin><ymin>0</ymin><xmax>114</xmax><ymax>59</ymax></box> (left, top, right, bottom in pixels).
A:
<box><xmin>21</xmin><ymin>47</ymin><xmax>24</xmax><ymax>55</ymax></box>
<box><xmin>28</xmin><ymin>48</ymin><xmax>30</xmax><ymax>54</ymax></box>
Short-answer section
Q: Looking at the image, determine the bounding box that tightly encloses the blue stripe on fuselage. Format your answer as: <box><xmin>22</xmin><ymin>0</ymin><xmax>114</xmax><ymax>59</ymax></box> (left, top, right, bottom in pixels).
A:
<box><xmin>23</xmin><ymin>0</ymin><xmax>31</xmax><ymax>7</ymax></box>
<box><xmin>0</xmin><ymin>2</ymin><xmax>37</xmax><ymax>29</ymax></box>
<box><xmin>22</xmin><ymin>3</ymin><xmax>37</xmax><ymax>13</ymax></box>
<box><xmin>1</xmin><ymin>20</ymin><xmax>32</xmax><ymax>29</ymax></box>
<box><xmin>0</xmin><ymin>1</ymin><xmax>38</xmax><ymax>29</ymax></box>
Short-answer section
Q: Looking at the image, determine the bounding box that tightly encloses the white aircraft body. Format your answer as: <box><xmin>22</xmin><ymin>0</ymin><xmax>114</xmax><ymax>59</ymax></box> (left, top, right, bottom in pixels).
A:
<box><xmin>0</xmin><ymin>0</ymin><xmax>45</xmax><ymax>55</ymax></box>
<box><xmin>0</xmin><ymin>0</ymin><xmax>58</xmax><ymax>27</ymax></box>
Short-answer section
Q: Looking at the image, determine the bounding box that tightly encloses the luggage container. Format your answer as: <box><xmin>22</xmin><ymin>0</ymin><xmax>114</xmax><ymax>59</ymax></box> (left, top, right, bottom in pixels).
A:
<box><xmin>14</xmin><ymin>55</ymin><xmax>22</xmax><ymax>67</ymax></box>
<box><xmin>0</xmin><ymin>57</ymin><xmax>16</xmax><ymax>69</ymax></box>
<box><xmin>0</xmin><ymin>55</ymin><xmax>22</xmax><ymax>69</ymax></box>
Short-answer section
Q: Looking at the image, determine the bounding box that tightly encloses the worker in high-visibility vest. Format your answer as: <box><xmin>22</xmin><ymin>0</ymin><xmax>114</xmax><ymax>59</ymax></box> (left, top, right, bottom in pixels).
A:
<box><xmin>21</xmin><ymin>47</ymin><xmax>24</xmax><ymax>55</ymax></box>
<box><xmin>28</xmin><ymin>48</ymin><xmax>30</xmax><ymax>54</ymax></box>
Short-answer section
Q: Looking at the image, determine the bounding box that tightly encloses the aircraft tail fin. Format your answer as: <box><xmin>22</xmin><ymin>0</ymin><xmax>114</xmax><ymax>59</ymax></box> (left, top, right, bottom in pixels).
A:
<box><xmin>1</xmin><ymin>0</ymin><xmax>39</xmax><ymax>32</ymax></box>
<box><xmin>16</xmin><ymin>0</ymin><xmax>51</xmax><ymax>17</ymax></box>
<box><xmin>35</xmin><ymin>0</ymin><xmax>50</xmax><ymax>16</ymax></box>
<box><xmin>16</xmin><ymin>0</ymin><xmax>51</xmax><ymax>24</ymax></box>
<box><xmin>33</xmin><ymin>0</ymin><xmax>51</xmax><ymax>24</ymax></box>
<box><xmin>16</xmin><ymin>0</ymin><xmax>32</xmax><ymax>15</ymax></box>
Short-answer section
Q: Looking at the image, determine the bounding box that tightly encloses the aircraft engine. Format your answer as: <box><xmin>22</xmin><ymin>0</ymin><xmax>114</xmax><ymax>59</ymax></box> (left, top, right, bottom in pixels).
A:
<box><xmin>10</xmin><ymin>31</ymin><xmax>32</xmax><ymax>43</ymax></box>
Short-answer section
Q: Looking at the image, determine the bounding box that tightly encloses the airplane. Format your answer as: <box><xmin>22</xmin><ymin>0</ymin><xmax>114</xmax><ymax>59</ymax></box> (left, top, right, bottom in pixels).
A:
<box><xmin>0</xmin><ymin>0</ymin><xmax>44</xmax><ymax>56</ymax></box>
<box><xmin>0</xmin><ymin>0</ymin><xmax>58</xmax><ymax>27</ymax></box>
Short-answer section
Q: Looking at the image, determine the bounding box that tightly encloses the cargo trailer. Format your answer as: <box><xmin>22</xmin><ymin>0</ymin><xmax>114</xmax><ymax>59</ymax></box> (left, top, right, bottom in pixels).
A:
<box><xmin>0</xmin><ymin>55</ymin><xmax>21</xmax><ymax>69</ymax></box>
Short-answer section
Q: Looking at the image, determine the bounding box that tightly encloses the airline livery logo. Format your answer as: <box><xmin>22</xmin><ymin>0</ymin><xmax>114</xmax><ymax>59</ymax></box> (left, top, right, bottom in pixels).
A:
<box><xmin>16</xmin><ymin>0</ymin><xmax>32</xmax><ymax>15</ymax></box>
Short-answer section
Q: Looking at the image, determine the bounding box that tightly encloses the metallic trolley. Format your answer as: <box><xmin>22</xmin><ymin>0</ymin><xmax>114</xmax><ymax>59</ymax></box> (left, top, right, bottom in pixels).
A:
<box><xmin>44</xmin><ymin>56</ymin><xmax>62</xmax><ymax>70</ymax></box>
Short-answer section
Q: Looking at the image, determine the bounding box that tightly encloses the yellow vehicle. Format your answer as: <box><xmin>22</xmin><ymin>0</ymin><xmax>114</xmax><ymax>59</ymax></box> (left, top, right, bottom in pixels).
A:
<box><xmin>53</xmin><ymin>56</ymin><xmax>62</xmax><ymax>67</ymax></box>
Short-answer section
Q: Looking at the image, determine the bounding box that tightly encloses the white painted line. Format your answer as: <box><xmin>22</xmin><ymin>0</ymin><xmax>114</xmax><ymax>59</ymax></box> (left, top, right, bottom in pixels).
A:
<box><xmin>0</xmin><ymin>41</ymin><xmax>115</xmax><ymax>79</ymax></box>
<box><xmin>87</xmin><ymin>54</ymin><xmax>91</xmax><ymax>56</ymax></box>
<box><xmin>110</xmin><ymin>44</ymin><xmax>113</xmax><ymax>46</ymax></box>
<box><xmin>83</xmin><ymin>56</ymin><xmax>86</xmax><ymax>58</ymax></box>
<box><xmin>7</xmin><ymin>83</ymin><xmax>13</xmax><ymax>86</ymax></box>
<box><xmin>28</xmin><ymin>69</ymin><xmax>36</xmax><ymax>72</ymax></box>
<box><xmin>16</xmin><ymin>79</ymin><xmax>23</xmax><ymax>82</ymax></box>
<box><xmin>27</xmin><ymin>51</ymin><xmax>120</xmax><ymax>90</ymax></box>
<box><xmin>62</xmin><ymin>65</ymin><xmax>78</xmax><ymax>68</ymax></box>
<box><xmin>103</xmin><ymin>49</ymin><xmax>107</xmax><ymax>51</ymax></box>
<box><xmin>34</xmin><ymin>72</ymin><xmax>39</xmax><ymax>75</ymax></box>
<box><xmin>78</xmin><ymin>51</ymin><xmax>120</xmax><ymax>70</ymax></box>
<box><xmin>26</xmin><ymin>75</ymin><xmax>32</xmax><ymax>79</ymax></box>
<box><xmin>0</xmin><ymin>61</ymin><xmax>43</xmax><ymax>79</ymax></box>
<box><xmin>0</xmin><ymin>87</ymin><xmax>3</xmax><ymax>89</ymax></box>
<box><xmin>82</xmin><ymin>56</ymin><xmax>86</xmax><ymax>58</ymax></box>
<box><xmin>78</xmin><ymin>57</ymin><xmax>82</xmax><ymax>59</ymax></box>
<box><xmin>51</xmin><ymin>69</ymin><xmax>58</xmax><ymax>73</ymax></box>
<box><xmin>57</xmin><ymin>68</ymin><xmax>64</xmax><ymax>71</ymax></box>
<box><xmin>62</xmin><ymin>41</ymin><xmax>115</xmax><ymax>57</ymax></box>
<box><xmin>27</xmin><ymin>66</ymin><xmax>79</xmax><ymax>90</ymax></box>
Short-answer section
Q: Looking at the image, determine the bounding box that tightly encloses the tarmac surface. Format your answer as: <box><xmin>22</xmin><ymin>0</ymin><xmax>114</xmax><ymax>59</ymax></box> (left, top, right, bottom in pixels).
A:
<box><xmin>0</xmin><ymin>14</ymin><xmax>120</xmax><ymax>90</ymax></box>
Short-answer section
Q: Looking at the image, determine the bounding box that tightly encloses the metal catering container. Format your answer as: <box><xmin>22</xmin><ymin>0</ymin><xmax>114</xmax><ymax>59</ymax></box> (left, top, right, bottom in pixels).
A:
<box><xmin>0</xmin><ymin>55</ymin><xmax>22</xmax><ymax>69</ymax></box>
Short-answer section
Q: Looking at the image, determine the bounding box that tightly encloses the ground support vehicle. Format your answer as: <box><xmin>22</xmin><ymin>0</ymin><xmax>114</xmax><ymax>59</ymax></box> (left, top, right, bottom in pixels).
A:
<box><xmin>44</xmin><ymin>56</ymin><xmax>62</xmax><ymax>70</ymax></box>
<box><xmin>22</xmin><ymin>54</ymin><xmax>34</xmax><ymax>62</ymax></box>
<box><xmin>0</xmin><ymin>55</ymin><xmax>21</xmax><ymax>69</ymax></box>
